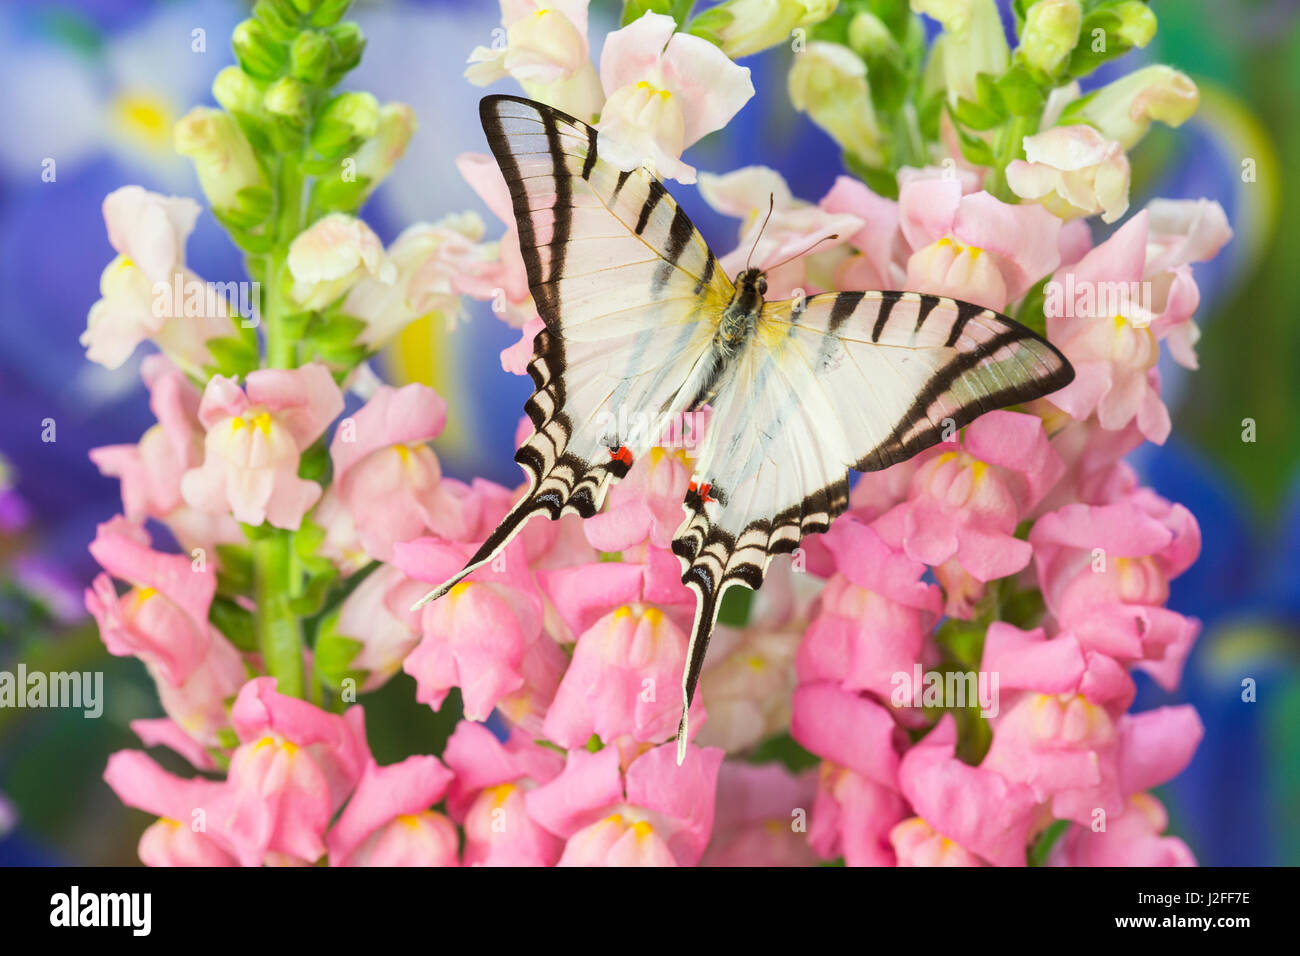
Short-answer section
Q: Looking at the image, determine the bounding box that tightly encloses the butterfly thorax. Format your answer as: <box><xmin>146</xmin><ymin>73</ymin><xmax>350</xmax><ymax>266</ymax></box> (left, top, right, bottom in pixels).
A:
<box><xmin>716</xmin><ymin>268</ymin><xmax>767</xmax><ymax>353</ymax></box>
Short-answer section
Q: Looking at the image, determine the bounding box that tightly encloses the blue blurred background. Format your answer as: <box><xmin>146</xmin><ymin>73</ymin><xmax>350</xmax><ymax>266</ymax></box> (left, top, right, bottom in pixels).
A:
<box><xmin>0</xmin><ymin>0</ymin><xmax>1295</xmax><ymax>865</ymax></box>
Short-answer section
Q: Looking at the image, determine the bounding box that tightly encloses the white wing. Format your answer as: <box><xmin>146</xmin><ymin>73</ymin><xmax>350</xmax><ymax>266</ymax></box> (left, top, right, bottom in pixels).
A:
<box><xmin>670</xmin><ymin>290</ymin><xmax>1073</xmax><ymax>753</ymax></box>
<box><xmin>413</xmin><ymin>95</ymin><xmax>733</xmax><ymax>608</ymax></box>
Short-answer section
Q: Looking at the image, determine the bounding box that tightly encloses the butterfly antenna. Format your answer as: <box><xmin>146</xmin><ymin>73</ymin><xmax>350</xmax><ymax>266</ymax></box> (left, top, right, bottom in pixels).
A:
<box><xmin>744</xmin><ymin>193</ymin><xmax>777</xmax><ymax>272</ymax></box>
<box><xmin>763</xmin><ymin>233</ymin><xmax>840</xmax><ymax>273</ymax></box>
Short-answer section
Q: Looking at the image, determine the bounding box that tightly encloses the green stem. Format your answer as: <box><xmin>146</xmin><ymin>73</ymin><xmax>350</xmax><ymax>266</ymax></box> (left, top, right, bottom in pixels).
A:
<box><xmin>253</xmin><ymin>153</ymin><xmax>308</xmax><ymax>695</ymax></box>
<box><xmin>255</xmin><ymin>532</ymin><xmax>304</xmax><ymax>698</ymax></box>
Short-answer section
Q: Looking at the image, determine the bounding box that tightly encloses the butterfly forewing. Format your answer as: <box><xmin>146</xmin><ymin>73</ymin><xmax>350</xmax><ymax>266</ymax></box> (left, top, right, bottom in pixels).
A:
<box><xmin>670</xmin><ymin>291</ymin><xmax>1073</xmax><ymax>748</ymax></box>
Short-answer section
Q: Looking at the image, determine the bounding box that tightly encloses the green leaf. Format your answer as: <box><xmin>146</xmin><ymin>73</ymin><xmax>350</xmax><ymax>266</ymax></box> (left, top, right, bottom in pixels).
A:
<box><xmin>203</xmin><ymin>335</ymin><xmax>259</xmax><ymax>379</ymax></box>
<box><xmin>210</xmin><ymin>596</ymin><xmax>257</xmax><ymax>652</ymax></box>
<box><xmin>310</xmin><ymin>312</ymin><xmax>367</xmax><ymax>348</ymax></box>
<box><xmin>716</xmin><ymin>586</ymin><xmax>752</xmax><ymax>628</ymax></box>
<box><xmin>313</xmin><ymin>614</ymin><xmax>366</xmax><ymax>689</ymax></box>
<box><xmin>953</xmin><ymin>95</ymin><xmax>1003</xmax><ymax>132</ymax></box>
<box><xmin>747</xmin><ymin>732</ymin><xmax>820</xmax><ymax>772</ymax></box>
<box><xmin>1014</xmin><ymin>275</ymin><xmax>1050</xmax><ymax>338</ymax></box>
<box><xmin>215</xmin><ymin>544</ymin><xmax>254</xmax><ymax>594</ymax></box>
<box><xmin>996</xmin><ymin>65</ymin><xmax>1046</xmax><ymax>117</ymax></box>
<box><xmin>621</xmin><ymin>0</ymin><xmax>673</xmax><ymax>28</ymax></box>
<box><xmin>1027</xmin><ymin>819</ymin><xmax>1070</xmax><ymax>866</ymax></box>
<box><xmin>297</xmin><ymin>440</ymin><xmax>331</xmax><ymax>483</ymax></box>
<box><xmin>947</xmin><ymin>110</ymin><xmax>997</xmax><ymax>166</ymax></box>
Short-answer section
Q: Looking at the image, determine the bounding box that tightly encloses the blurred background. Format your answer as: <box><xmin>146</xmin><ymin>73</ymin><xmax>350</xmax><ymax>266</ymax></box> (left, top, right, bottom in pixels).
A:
<box><xmin>0</xmin><ymin>0</ymin><xmax>1295</xmax><ymax>865</ymax></box>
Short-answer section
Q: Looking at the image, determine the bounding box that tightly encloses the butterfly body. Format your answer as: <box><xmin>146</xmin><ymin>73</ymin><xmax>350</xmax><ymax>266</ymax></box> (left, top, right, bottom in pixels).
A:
<box><xmin>414</xmin><ymin>95</ymin><xmax>1075</xmax><ymax>764</ymax></box>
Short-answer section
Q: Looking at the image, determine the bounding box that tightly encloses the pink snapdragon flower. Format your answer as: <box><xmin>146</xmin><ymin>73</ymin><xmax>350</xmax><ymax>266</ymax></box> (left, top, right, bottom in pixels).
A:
<box><xmin>536</xmin><ymin>547</ymin><xmax>693</xmax><ymax>643</ymax></box>
<box><xmin>466</xmin><ymin>0</ymin><xmax>604</xmax><ymax>121</ymax></box>
<box><xmin>442</xmin><ymin>722</ymin><xmax>566</xmax><ymax>866</ymax></box>
<box><xmin>979</xmin><ymin>624</ymin><xmax>1135</xmax><ymax>824</ymax></box>
<box><xmin>796</xmin><ymin>518</ymin><xmax>942</xmax><ymax>701</ymax></box>
<box><xmin>81</xmin><ymin>186</ymin><xmax>230</xmax><ymax>372</ymax></box>
<box><xmin>1006</xmin><ymin>124</ymin><xmax>1132</xmax><ymax>224</ymax></box>
<box><xmin>698</xmin><ymin>166</ymin><xmax>864</xmax><ymax>298</ymax></box>
<box><xmin>85</xmin><ymin>518</ymin><xmax>244</xmax><ymax>746</ymax></box>
<box><xmin>325</xmin><ymin>564</ymin><xmax>428</xmax><ymax>692</ymax></box>
<box><xmin>104</xmin><ymin>750</ymin><xmax>237</xmax><ymax>867</ymax></box>
<box><xmin>542</xmin><ymin>603</ymin><xmax>704</xmax><ymax>751</ymax></box>
<box><xmin>181</xmin><ymin>363</ymin><xmax>344</xmax><ymax>529</ymax></box>
<box><xmin>394</xmin><ymin>535</ymin><xmax>551</xmax><ymax>721</ymax></box>
<box><xmin>874</xmin><ymin>411</ymin><xmax>1064</xmax><ymax>614</ymax></box>
<box><xmin>596</xmin><ymin>12</ymin><xmax>754</xmax><ymax>184</ymax></box>
<box><xmin>526</xmin><ymin>742</ymin><xmax>724</xmax><ymax>866</ymax></box>
<box><xmin>222</xmin><ymin>678</ymin><xmax>368</xmax><ymax>866</ymax></box>
<box><xmin>819</xmin><ymin>174</ymin><xmax>904</xmax><ymax>291</ymax></box>
<box><xmin>792</xmin><ymin>683</ymin><xmax>908</xmax><ymax>866</ymax></box>
<box><xmin>898</xmin><ymin>177</ymin><xmax>1061</xmax><ymax>311</ymax></box>
<box><xmin>701</xmin><ymin>762</ymin><xmax>818</xmax><ymax>867</ymax></box>
<box><xmin>896</xmin><ymin>715</ymin><xmax>1039</xmax><ymax>868</ymax></box>
<box><xmin>582</xmin><ymin>446</ymin><xmax>695</xmax><ymax>552</ymax></box>
<box><xmin>1049</xmin><ymin>708</ymin><xmax>1204</xmax><ymax>866</ymax></box>
<box><xmin>1031</xmin><ymin>490</ymin><xmax>1201</xmax><ymax>688</ymax></box>
<box><xmin>343</xmin><ymin>213</ymin><xmax>506</xmax><ymax>345</ymax></box>
<box><xmin>287</xmin><ymin>213</ymin><xmax>395</xmax><ymax>311</ymax></box>
<box><xmin>328</xmin><ymin>383</ymin><xmax>473</xmax><ymax>561</ymax></box>
<box><xmin>326</xmin><ymin>755</ymin><xmax>458</xmax><ymax>866</ymax></box>
<box><xmin>694</xmin><ymin>623</ymin><xmax>800</xmax><ymax>753</ymax></box>
<box><xmin>90</xmin><ymin>356</ymin><xmax>241</xmax><ymax>554</ymax></box>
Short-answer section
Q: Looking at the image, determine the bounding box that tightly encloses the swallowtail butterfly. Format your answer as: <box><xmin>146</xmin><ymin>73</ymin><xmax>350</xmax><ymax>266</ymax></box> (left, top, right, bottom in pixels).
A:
<box><xmin>414</xmin><ymin>95</ymin><xmax>1074</xmax><ymax>763</ymax></box>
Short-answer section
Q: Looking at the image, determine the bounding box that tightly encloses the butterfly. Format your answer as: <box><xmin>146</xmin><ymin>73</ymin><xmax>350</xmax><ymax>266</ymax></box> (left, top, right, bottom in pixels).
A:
<box><xmin>414</xmin><ymin>94</ymin><xmax>1074</xmax><ymax>763</ymax></box>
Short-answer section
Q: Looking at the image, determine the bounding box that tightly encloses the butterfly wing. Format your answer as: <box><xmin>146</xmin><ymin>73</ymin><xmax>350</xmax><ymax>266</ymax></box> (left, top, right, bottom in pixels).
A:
<box><xmin>670</xmin><ymin>290</ymin><xmax>1073</xmax><ymax>756</ymax></box>
<box><xmin>413</xmin><ymin>95</ymin><xmax>733</xmax><ymax>608</ymax></box>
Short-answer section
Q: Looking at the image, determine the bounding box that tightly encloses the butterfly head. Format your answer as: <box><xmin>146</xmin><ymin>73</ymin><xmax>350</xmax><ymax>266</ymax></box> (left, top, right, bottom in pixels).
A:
<box><xmin>736</xmin><ymin>267</ymin><xmax>767</xmax><ymax>298</ymax></box>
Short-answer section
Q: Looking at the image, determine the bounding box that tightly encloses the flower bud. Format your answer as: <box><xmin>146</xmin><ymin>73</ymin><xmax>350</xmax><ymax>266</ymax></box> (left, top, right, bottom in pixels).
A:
<box><xmin>788</xmin><ymin>42</ymin><xmax>886</xmax><ymax>167</ymax></box>
<box><xmin>252</xmin><ymin>0</ymin><xmax>301</xmax><ymax>43</ymax></box>
<box><xmin>352</xmin><ymin>103</ymin><xmax>416</xmax><ymax>198</ymax></box>
<box><xmin>697</xmin><ymin>0</ymin><xmax>837</xmax><ymax>60</ymax></box>
<box><xmin>212</xmin><ymin>66</ymin><xmax>261</xmax><ymax>116</ymax></box>
<box><xmin>264</xmin><ymin>76</ymin><xmax>311</xmax><ymax>129</ymax></box>
<box><xmin>174</xmin><ymin>107</ymin><xmax>271</xmax><ymax>214</ymax></box>
<box><xmin>325</xmin><ymin>22</ymin><xmax>365</xmax><ymax>75</ymax></box>
<box><xmin>847</xmin><ymin>10</ymin><xmax>896</xmax><ymax>60</ymax></box>
<box><xmin>1078</xmin><ymin>64</ymin><xmax>1198</xmax><ymax>149</ymax></box>
<box><xmin>232</xmin><ymin>18</ymin><xmax>286</xmax><ymax>80</ymax></box>
<box><xmin>1019</xmin><ymin>0</ymin><xmax>1081</xmax><ymax>75</ymax></box>
<box><xmin>308</xmin><ymin>0</ymin><xmax>351</xmax><ymax>27</ymax></box>
<box><xmin>311</xmin><ymin>91</ymin><xmax>380</xmax><ymax>157</ymax></box>
<box><xmin>1112</xmin><ymin>0</ymin><xmax>1156</xmax><ymax>48</ymax></box>
<box><xmin>290</xmin><ymin>30</ymin><xmax>334</xmax><ymax>85</ymax></box>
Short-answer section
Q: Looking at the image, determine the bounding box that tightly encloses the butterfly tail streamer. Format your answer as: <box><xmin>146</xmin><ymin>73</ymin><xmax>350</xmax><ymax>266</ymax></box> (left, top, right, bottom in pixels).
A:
<box><xmin>676</xmin><ymin>576</ymin><xmax>734</xmax><ymax>765</ymax></box>
<box><xmin>409</xmin><ymin>500</ymin><xmax>543</xmax><ymax>611</ymax></box>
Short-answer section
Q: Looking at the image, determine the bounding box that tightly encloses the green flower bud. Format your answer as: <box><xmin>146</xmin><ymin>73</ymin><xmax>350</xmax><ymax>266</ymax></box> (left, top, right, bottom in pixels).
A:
<box><xmin>702</xmin><ymin>0</ymin><xmax>838</xmax><ymax>59</ymax></box>
<box><xmin>264</xmin><ymin>76</ymin><xmax>311</xmax><ymax>128</ymax></box>
<box><xmin>788</xmin><ymin>41</ymin><xmax>886</xmax><ymax>167</ymax></box>
<box><xmin>309</xmin><ymin>0</ymin><xmax>352</xmax><ymax>27</ymax></box>
<box><xmin>290</xmin><ymin>30</ymin><xmax>334</xmax><ymax>85</ymax></box>
<box><xmin>253</xmin><ymin>0</ymin><xmax>302</xmax><ymax>43</ymax></box>
<box><xmin>311</xmin><ymin>91</ymin><xmax>379</xmax><ymax>157</ymax></box>
<box><xmin>1020</xmin><ymin>0</ymin><xmax>1081</xmax><ymax>75</ymax></box>
<box><xmin>325</xmin><ymin>22</ymin><xmax>365</xmax><ymax>77</ymax></box>
<box><xmin>848</xmin><ymin>11</ymin><xmax>896</xmax><ymax>59</ymax></box>
<box><xmin>174</xmin><ymin>107</ymin><xmax>270</xmax><ymax>214</ymax></box>
<box><xmin>212</xmin><ymin>66</ymin><xmax>262</xmax><ymax>116</ymax></box>
<box><xmin>1112</xmin><ymin>0</ymin><xmax>1157</xmax><ymax>48</ymax></box>
<box><xmin>232</xmin><ymin>19</ymin><xmax>286</xmax><ymax>81</ymax></box>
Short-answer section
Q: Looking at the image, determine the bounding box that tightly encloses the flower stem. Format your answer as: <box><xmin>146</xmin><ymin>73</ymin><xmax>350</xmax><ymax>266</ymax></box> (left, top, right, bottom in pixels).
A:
<box><xmin>253</xmin><ymin>153</ymin><xmax>308</xmax><ymax>695</ymax></box>
<box><xmin>255</xmin><ymin>532</ymin><xmax>304</xmax><ymax>698</ymax></box>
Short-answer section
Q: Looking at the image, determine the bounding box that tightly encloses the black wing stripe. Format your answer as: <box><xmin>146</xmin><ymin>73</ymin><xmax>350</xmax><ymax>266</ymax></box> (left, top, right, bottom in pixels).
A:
<box><xmin>872</xmin><ymin>289</ymin><xmax>902</xmax><ymax>341</ymax></box>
